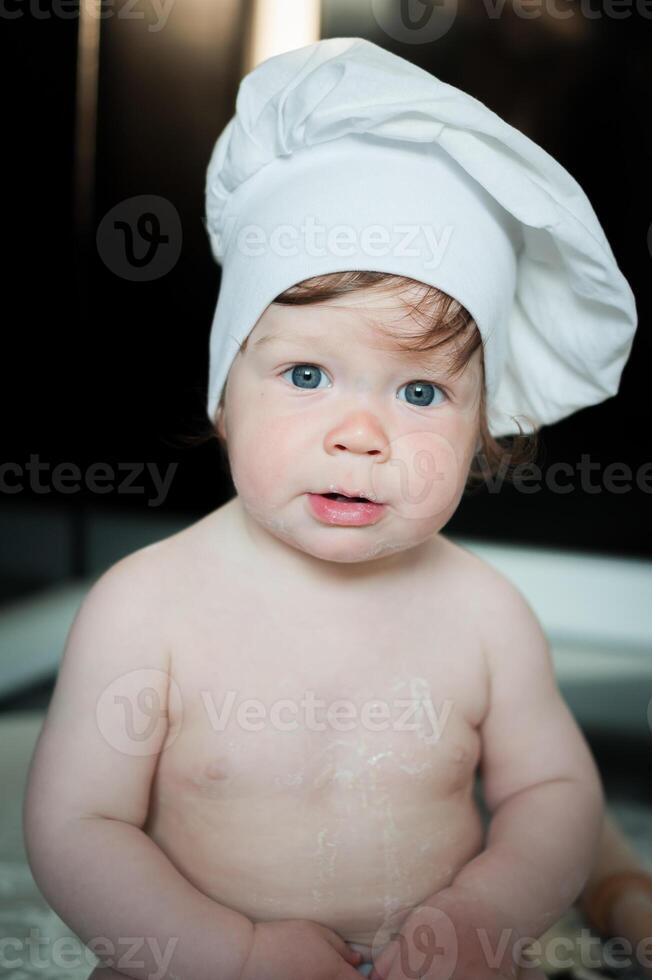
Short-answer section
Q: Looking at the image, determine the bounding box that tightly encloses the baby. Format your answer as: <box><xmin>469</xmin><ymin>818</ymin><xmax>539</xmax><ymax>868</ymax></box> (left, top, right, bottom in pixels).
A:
<box><xmin>22</xmin><ymin>36</ymin><xmax>638</xmax><ymax>980</ymax></box>
<box><xmin>22</xmin><ymin>274</ymin><xmax>602</xmax><ymax>980</ymax></box>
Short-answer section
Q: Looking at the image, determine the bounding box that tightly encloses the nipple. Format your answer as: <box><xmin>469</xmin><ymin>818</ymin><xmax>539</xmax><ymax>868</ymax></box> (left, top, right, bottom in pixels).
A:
<box><xmin>204</xmin><ymin>758</ymin><xmax>228</xmax><ymax>780</ymax></box>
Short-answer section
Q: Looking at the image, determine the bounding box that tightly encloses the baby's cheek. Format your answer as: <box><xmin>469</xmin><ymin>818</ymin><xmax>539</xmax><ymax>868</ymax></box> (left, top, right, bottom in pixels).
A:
<box><xmin>231</xmin><ymin>415</ymin><xmax>302</xmax><ymax>503</ymax></box>
<box><xmin>385</xmin><ymin>430</ymin><xmax>465</xmax><ymax>524</ymax></box>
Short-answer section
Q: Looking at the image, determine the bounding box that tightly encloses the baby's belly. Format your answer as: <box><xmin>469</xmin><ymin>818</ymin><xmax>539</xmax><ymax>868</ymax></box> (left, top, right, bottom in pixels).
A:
<box><xmin>145</xmin><ymin>726</ymin><xmax>486</xmax><ymax>955</ymax></box>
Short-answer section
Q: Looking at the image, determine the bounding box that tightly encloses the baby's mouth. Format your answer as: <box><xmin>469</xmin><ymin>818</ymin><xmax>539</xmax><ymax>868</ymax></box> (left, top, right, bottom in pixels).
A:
<box><xmin>307</xmin><ymin>491</ymin><xmax>387</xmax><ymax>525</ymax></box>
<box><xmin>313</xmin><ymin>486</ymin><xmax>383</xmax><ymax>504</ymax></box>
<box><xmin>321</xmin><ymin>492</ymin><xmax>372</xmax><ymax>503</ymax></box>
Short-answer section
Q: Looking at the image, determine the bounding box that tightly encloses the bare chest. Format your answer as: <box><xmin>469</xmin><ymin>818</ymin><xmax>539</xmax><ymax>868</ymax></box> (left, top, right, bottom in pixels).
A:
<box><xmin>156</xmin><ymin>573</ymin><xmax>489</xmax><ymax>806</ymax></box>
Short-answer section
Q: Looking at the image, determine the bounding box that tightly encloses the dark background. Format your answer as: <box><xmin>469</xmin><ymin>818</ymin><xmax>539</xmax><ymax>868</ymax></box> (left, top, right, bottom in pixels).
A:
<box><xmin>2</xmin><ymin>0</ymin><xmax>651</xmax><ymax>575</ymax></box>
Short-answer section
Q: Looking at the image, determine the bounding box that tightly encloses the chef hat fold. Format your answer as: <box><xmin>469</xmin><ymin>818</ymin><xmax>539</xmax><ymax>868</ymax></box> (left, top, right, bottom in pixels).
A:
<box><xmin>204</xmin><ymin>36</ymin><xmax>637</xmax><ymax>439</ymax></box>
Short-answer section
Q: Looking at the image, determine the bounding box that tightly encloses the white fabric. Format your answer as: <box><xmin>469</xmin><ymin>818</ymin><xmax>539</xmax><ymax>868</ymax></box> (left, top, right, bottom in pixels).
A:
<box><xmin>204</xmin><ymin>37</ymin><xmax>637</xmax><ymax>438</ymax></box>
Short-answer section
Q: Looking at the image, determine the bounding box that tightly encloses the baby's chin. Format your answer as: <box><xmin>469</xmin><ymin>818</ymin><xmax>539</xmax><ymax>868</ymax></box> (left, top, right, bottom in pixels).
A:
<box><xmin>294</xmin><ymin>537</ymin><xmax>408</xmax><ymax>565</ymax></box>
<box><xmin>267</xmin><ymin>515</ymin><xmax>422</xmax><ymax>566</ymax></box>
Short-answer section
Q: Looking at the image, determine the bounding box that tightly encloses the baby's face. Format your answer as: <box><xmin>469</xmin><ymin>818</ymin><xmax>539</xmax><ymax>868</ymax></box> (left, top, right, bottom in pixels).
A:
<box><xmin>219</xmin><ymin>285</ymin><xmax>483</xmax><ymax>568</ymax></box>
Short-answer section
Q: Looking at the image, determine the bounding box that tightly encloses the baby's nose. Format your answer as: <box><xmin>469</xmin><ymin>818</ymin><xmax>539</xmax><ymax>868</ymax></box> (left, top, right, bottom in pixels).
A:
<box><xmin>325</xmin><ymin>411</ymin><xmax>390</xmax><ymax>459</ymax></box>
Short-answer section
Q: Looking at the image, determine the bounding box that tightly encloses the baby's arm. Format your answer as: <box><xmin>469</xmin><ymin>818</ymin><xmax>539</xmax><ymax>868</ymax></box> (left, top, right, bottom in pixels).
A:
<box><xmin>23</xmin><ymin>555</ymin><xmax>254</xmax><ymax>980</ymax></box>
<box><xmin>442</xmin><ymin>574</ymin><xmax>604</xmax><ymax>940</ymax></box>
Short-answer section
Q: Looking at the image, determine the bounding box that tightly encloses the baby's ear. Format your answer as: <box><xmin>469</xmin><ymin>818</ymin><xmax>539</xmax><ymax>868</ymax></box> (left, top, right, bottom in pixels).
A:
<box><xmin>216</xmin><ymin>405</ymin><xmax>227</xmax><ymax>441</ymax></box>
<box><xmin>213</xmin><ymin>405</ymin><xmax>226</xmax><ymax>439</ymax></box>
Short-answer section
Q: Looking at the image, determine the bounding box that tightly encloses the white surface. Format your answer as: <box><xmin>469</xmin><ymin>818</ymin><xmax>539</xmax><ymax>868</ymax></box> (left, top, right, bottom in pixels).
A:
<box><xmin>0</xmin><ymin>583</ymin><xmax>94</xmax><ymax>700</ymax></box>
<box><xmin>457</xmin><ymin>537</ymin><xmax>652</xmax><ymax>651</ymax></box>
<box><xmin>458</xmin><ymin>538</ymin><xmax>652</xmax><ymax>736</ymax></box>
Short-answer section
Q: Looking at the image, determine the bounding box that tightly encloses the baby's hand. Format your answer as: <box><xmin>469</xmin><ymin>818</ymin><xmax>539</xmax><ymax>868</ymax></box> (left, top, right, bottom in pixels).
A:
<box><xmin>608</xmin><ymin>889</ymin><xmax>652</xmax><ymax>980</ymax></box>
<box><xmin>239</xmin><ymin>918</ymin><xmax>365</xmax><ymax>980</ymax></box>
<box><xmin>368</xmin><ymin>887</ymin><xmax>548</xmax><ymax>980</ymax></box>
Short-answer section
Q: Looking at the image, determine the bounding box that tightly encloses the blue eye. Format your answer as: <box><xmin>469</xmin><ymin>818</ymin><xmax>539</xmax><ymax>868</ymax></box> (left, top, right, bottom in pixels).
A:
<box><xmin>397</xmin><ymin>381</ymin><xmax>446</xmax><ymax>408</ymax></box>
<box><xmin>281</xmin><ymin>364</ymin><xmax>330</xmax><ymax>390</ymax></box>
<box><xmin>280</xmin><ymin>365</ymin><xmax>446</xmax><ymax>407</ymax></box>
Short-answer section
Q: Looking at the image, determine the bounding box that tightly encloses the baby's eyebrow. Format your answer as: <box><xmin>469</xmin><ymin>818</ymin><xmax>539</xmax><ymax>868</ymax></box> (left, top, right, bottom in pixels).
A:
<box><xmin>253</xmin><ymin>331</ymin><xmax>346</xmax><ymax>351</ymax></box>
<box><xmin>252</xmin><ymin>331</ymin><xmax>455</xmax><ymax>371</ymax></box>
<box><xmin>252</xmin><ymin>332</ymin><xmax>304</xmax><ymax>349</ymax></box>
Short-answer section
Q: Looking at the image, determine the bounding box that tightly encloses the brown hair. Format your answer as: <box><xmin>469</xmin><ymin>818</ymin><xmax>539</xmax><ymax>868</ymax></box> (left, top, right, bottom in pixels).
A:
<box><xmin>176</xmin><ymin>271</ymin><xmax>538</xmax><ymax>490</ymax></box>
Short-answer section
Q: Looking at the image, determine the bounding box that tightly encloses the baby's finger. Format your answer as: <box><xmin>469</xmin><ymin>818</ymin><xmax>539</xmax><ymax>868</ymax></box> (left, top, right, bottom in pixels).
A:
<box><xmin>323</xmin><ymin>927</ymin><xmax>363</xmax><ymax>966</ymax></box>
<box><xmin>343</xmin><ymin>946</ymin><xmax>363</xmax><ymax>966</ymax></box>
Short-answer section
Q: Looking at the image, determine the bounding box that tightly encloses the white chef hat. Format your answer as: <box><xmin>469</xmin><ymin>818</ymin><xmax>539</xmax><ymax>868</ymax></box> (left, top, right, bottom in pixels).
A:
<box><xmin>204</xmin><ymin>36</ymin><xmax>637</xmax><ymax>439</ymax></box>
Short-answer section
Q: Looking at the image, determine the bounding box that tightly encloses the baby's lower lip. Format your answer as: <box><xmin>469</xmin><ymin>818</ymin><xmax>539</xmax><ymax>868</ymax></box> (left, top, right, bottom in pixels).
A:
<box><xmin>306</xmin><ymin>492</ymin><xmax>387</xmax><ymax>526</ymax></box>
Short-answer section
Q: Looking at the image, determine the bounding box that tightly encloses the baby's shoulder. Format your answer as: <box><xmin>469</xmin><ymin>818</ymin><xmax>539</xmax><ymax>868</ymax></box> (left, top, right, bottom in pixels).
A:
<box><xmin>88</xmin><ymin>517</ymin><xmax>208</xmax><ymax>612</ymax></box>
<box><xmin>437</xmin><ymin>538</ymin><xmax>551</xmax><ymax>682</ymax></box>
<box><xmin>434</xmin><ymin>534</ymin><xmax>515</xmax><ymax>592</ymax></box>
<box><xmin>435</xmin><ymin>534</ymin><xmax>539</xmax><ymax>626</ymax></box>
